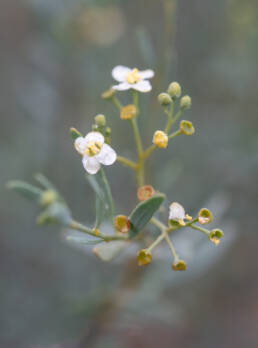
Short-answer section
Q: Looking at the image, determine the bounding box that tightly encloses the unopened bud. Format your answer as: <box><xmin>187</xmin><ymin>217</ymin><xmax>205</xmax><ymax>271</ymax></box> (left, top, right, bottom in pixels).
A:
<box><xmin>158</xmin><ymin>92</ymin><xmax>172</xmax><ymax>106</ymax></box>
<box><xmin>209</xmin><ymin>229</ymin><xmax>224</xmax><ymax>245</ymax></box>
<box><xmin>180</xmin><ymin>120</ymin><xmax>195</xmax><ymax>135</ymax></box>
<box><xmin>137</xmin><ymin>185</ymin><xmax>155</xmax><ymax>201</ymax></box>
<box><xmin>114</xmin><ymin>215</ymin><xmax>130</xmax><ymax>234</ymax></box>
<box><xmin>153</xmin><ymin>130</ymin><xmax>168</xmax><ymax>148</ymax></box>
<box><xmin>198</xmin><ymin>208</ymin><xmax>213</xmax><ymax>225</ymax></box>
<box><xmin>70</xmin><ymin>127</ymin><xmax>82</xmax><ymax>141</ymax></box>
<box><xmin>172</xmin><ymin>259</ymin><xmax>187</xmax><ymax>271</ymax></box>
<box><xmin>94</xmin><ymin>114</ymin><xmax>106</xmax><ymax>127</ymax></box>
<box><xmin>101</xmin><ymin>87</ymin><xmax>116</xmax><ymax>100</ymax></box>
<box><xmin>180</xmin><ymin>95</ymin><xmax>191</xmax><ymax>110</ymax></box>
<box><xmin>137</xmin><ymin>249</ymin><xmax>152</xmax><ymax>266</ymax></box>
<box><xmin>120</xmin><ymin>104</ymin><xmax>137</xmax><ymax>120</ymax></box>
<box><xmin>167</xmin><ymin>82</ymin><xmax>182</xmax><ymax>98</ymax></box>
<box><xmin>40</xmin><ymin>190</ymin><xmax>57</xmax><ymax>207</ymax></box>
<box><xmin>105</xmin><ymin>127</ymin><xmax>111</xmax><ymax>136</ymax></box>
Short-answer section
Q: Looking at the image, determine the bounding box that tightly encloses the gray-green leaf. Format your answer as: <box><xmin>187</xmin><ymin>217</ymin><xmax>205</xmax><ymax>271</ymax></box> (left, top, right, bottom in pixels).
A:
<box><xmin>129</xmin><ymin>193</ymin><xmax>165</xmax><ymax>238</ymax></box>
<box><xmin>7</xmin><ymin>180</ymin><xmax>43</xmax><ymax>202</ymax></box>
<box><xmin>93</xmin><ymin>241</ymin><xmax>129</xmax><ymax>262</ymax></box>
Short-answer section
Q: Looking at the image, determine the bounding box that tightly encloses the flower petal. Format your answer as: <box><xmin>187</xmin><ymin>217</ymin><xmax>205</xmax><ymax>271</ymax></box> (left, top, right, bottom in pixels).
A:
<box><xmin>82</xmin><ymin>156</ymin><xmax>101</xmax><ymax>175</ymax></box>
<box><xmin>169</xmin><ymin>202</ymin><xmax>185</xmax><ymax>221</ymax></box>
<box><xmin>139</xmin><ymin>69</ymin><xmax>154</xmax><ymax>79</ymax></box>
<box><xmin>132</xmin><ymin>80</ymin><xmax>152</xmax><ymax>93</ymax></box>
<box><xmin>96</xmin><ymin>143</ymin><xmax>117</xmax><ymax>166</ymax></box>
<box><xmin>112</xmin><ymin>65</ymin><xmax>131</xmax><ymax>82</ymax></box>
<box><xmin>74</xmin><ymin>137</ymin><xmax>87</xmax><ymax>155</ymax></box>
<box><xmin>112</xmin><ymin>82</ymin><xmax>131</xmax><ymax>91</ymax></box>
<box><xmin>85</xmin><ymin>132</ymin><xmax>104</xmax><ymax>145</ymax></box>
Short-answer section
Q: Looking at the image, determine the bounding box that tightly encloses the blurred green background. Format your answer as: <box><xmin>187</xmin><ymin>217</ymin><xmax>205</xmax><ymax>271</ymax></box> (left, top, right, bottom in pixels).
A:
<box><xmin>1</xmin><ymin>0</ymin><xmax>258</xmax><ymax>347</ymax></box>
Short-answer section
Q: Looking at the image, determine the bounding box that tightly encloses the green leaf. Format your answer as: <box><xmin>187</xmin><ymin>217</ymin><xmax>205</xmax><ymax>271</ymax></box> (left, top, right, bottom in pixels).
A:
<box><xmin>129</xmin><ymin>193</ymin><xmax>165</xmax><ymax>238</ymax></box>
<box><xmin>7</xmin><ymin>180</ymin><xmax>43</xmax><ymax>202</ymax></box>
<box><xmin>34</xmin><ymin>173</ymin><xmax>56</xmax><ymax>191</ymax></box>
<box><xmin>93</xmin><ymin>241</ymin><xmax>129</xmax><ymax>262</ymax></box>
<box><xmin>37</xmin><ymin>202</ymin><xmax>71</xmax><ymax>225</ymax></box>
<box><xmin>70</xmin><ymin>127</ymin><xmax>83</xmax><ymax>140</ymax></box>
<box><xmin>87</xmin><ymin>168</ymin><xmax>114</xmax><ymax>223</ymax></box>
<box><xmin>66</xmin><ymin>235</ymin><xmax>103</xmax><ymax>245</ymax></box>
<box><xmin>95</xmin><ymin>197</ymin><xmax>105</xmax><ymax>228</ymax></box>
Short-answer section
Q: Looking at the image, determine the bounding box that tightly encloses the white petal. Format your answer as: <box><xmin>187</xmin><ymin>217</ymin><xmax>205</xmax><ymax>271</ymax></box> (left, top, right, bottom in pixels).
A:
<box><xmin>139</xmin><ymin>69</ymin><xmax>154</xmax><ymax>79</ymax></box>
<box><xmin>169</xmin><ymin>202</ymin><xmax>185</xmax><ymax>220</ymax></box>
<box><xmin>85</xmin><ymin>132</ymin><xmax>104</xmax><ymax>145</ymax></box>
<box><xmin>112</xmin><ymin>82</ymin><xmax>131</xmax><ymax>91</ymax></box>
<box><xmin>132</xmin><ymin>80</ymin><xmax>152</xmax><ymax>93</ymax></box>
<box><xmin>112</xmin><ymin>65</ymin><xmax>131</xmax><ymax>82</ymax></box>
<box><xmin>96</xmin><ymin>143</ymin><xmax>117</xmax><ymax>166</ymax></box>
<box><xmin>82</xmin><ymin>156</ymin><xmax>101</xmax><ymax>175</ymax></box>
<box><xmin>74</xmin><ymin>137</ymin><xmax>87</xmax><ymax>155</ymax></box>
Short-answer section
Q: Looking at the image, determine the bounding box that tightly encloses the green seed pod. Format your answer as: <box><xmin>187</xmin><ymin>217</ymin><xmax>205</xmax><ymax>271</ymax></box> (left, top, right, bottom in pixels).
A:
<box><xmin>180</xmin><ymin>120</ymin><xmax>195</xmax><ymax>135</ymax></box>
<box><xmin>158</xmin><ymin>93</ymin><xmax>172</xmax><ymax>106</ymax></box>
<box><xmin>167</xmin><ymin>82</ymin><xmax>182</xmax><ymax>98</ymax></box>
<box><xmin>209</xmin><ymin>229</ymin><xmax>224</xmax><ymax>245</ymax></box>
<box><xmin>172</xmin><ymin>259</ymin><xmax>187</xmax><ymax>271</ymax></box>
<box><xmin>94</xmin><ymin>114</ymin><xmax>106</xmax><ymax>127</ymax></box>
<box><xmin>198</xmin><ymin>208</ymin><xmax>213</xmax><ymax>225</ymax></box>
<box><xmin>180</xmin><ymin>95</ymin><xmax>192</xmax><ymax>110</ymax></box>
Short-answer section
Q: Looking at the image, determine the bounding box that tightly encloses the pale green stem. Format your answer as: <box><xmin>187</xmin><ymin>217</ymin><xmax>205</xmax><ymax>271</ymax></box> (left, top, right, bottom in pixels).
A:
<box><xmin>146</xmin><ymin>232</ymin><xmax>166</xmax><ymax>252</ymax></box>
<box><xmin>69</xmin><ymin>220</ymin><xmax>128</xmax><ymax>242</ymax></box>
<box><xmin>164</xmin><ymin>101</ymin><xmax>174</xmax><ymax>133</ymax></box>
<box><xmin>170</xmin><ymin>109</ymin><xmax>183</xmax><ymax>127</ymax></box>
<box><xmin>117</xmin><ymin>156</ymin><xmax>137</xmax><ymax>170</ymax></box>
<box><xmin>111</xmin><ymin>96</ymin><xmax>123</xmax><ymax>111</ymax></box>
<box><xmin>190</xmin><ymin>224</ymin><xmax>210</xmax><ymax>236</ymax></box>
<box><xmin>168</xmin><ymin>129</ymin><xmax>181</xmax><ymax>140</ymax></box>
<box><xmin>164</xmin><ymin>232</ymin><xmax>178</xmax><ymax>261</ymax></box>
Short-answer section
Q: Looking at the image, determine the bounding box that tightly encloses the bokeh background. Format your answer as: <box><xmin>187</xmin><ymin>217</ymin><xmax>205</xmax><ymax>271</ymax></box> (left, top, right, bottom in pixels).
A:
<box><xmin>1</xmin><ymin>0</ymin><xmax>258</xmax><ymax>347</ymax></box>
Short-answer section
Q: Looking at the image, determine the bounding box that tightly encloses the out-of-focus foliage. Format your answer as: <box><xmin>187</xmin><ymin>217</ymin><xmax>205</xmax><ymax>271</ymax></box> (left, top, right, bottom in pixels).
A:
<box><xmin>1</xmin><ymin>0</ymin><xmax>258</xmax><ymax>347</ymax></box>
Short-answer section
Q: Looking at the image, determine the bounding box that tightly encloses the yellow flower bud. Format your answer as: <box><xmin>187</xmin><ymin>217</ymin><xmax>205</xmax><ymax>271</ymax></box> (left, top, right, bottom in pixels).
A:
<box><xmin>137</xmin><ymin>185</ymin><xmax>155</xmax><ymax>201</ymax></box>
<box><xmin>94</xmin><ymin>114</ymin><xmax>106</xmax><ymax>127</ymax></box>
<box><xmin>101</xmin><ymin>86</ymin><xmax>116</xmax><ymax>99</ymax></box>
<box><xmin>114</xmin><ymin>215</ymin><xmax>130</xmax><ymax>234</ymax></box>
<box><xmin>40</xmin><ymin>190</ymin><xmax>57</xmax><ymax>207</ymax></box>
<box><xmin>180</xmin><ymin>95</ymin><xmax>192</xmax><ymax>110</ymax></box>
<box><xmin>180</xmin><ymin>120</ymin><xmax>195</xmax><ymax>135</ymax></box>
<box><xmin>209</xmin><ymin>229</ymin><xmax>224</xmax><ymax>245</ymax></box>
<box><xmin>158</xmin><ymin>93</ymin><xmax>172</xmax><ymax>106</ymax></box>
<box><xmin>172</xmin><ymin>259</ymin><xmax>187</xmax><ymax>271</ymax></box>
<box><xmin>137</xmin><ymin>249</ymin><xmax>152</xmax><ymax>266</ymax></box>
<box><xmin>120</xmin><ymin>104</ymin><xmax>137</xmax><ymax>120</ymax></box>
<box><xmin>167</xmin><ymin>82</ymin><xmax>182</xmax><ymax>98</ymax></box>
<box><xmin>153</xmin><ymin>130</ymin><xmax>168</xmax><ymax>148</ymax></box>
<box><xmin>198</xmin><ymin>208</ymin><xmax>213</xmax><ymax>225</ymax></box>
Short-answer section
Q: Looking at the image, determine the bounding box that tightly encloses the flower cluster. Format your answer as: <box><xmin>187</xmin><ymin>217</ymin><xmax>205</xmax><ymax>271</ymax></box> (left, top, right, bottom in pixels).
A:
<box><xmin>9</xmin><ymin>64</ymin><xmax>224</xmax><ymax>273</ymax></box>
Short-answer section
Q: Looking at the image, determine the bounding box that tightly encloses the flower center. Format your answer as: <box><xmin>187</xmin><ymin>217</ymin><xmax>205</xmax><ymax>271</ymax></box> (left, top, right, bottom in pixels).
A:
<box><xmin>85</xmin><ymin>141</ymin><xmax>102</xmax><ymax>157</ymax></box>
<box><xmin>126</xmin><ymin>68</ymin><xmax>141</xmax><ymax>84</ymax></box>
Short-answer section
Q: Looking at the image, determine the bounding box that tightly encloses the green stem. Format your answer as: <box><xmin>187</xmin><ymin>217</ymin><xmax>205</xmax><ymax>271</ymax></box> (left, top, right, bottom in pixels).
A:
<box><xmin>170</xmin><ymin>109</ymin><xmax>182</xmax><ymax>127</ymax></box>
<box><xmin>164</xmin><ymin>101</ymin><xmax>174</xmax><ymax>133</ymax></box>
<box><xmin>69</xmin><ymin>220</ymin><xmax>128</xmax><ymax>242</ymax></box>
<box><xmin>164</xmin><ymin>232</ymin><xmax>178</xmax><ymax>261</ymax></box>
<box><xmin>111</xmin><ymin>96</ymin><xmax>123</xmax><ymax>111</ymax></box>
<box><xmin>168</xmin><ymin>129</ymin><xmax>181</xmax><ymax>140</ymax></box>
<box><xmin>147</xmin><ymin>232</ymin><xmax>166</xmax><ymax>252</ymax></box>
<box><xmin>117</xmin><ymin>156</ymin><xmax>137</xmax><ymax>170</ymax></box>
<box><xmin>190</xmin><ymin>224</ymin><xmax>210</xmax><ymax>236</ymax></box>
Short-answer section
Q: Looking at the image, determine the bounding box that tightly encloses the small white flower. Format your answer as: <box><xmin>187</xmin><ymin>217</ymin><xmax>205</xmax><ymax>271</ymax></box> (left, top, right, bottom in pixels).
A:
<box><xmin>112</xmin><ymin>65</ymin><xmax>154</xmax><ymax>93</ymax></box>
<box><xmin>169</xmin><ymin>202</ymin><xmax>192</xmax><ymax>226</ymax></box>
<box><xmin>74</xmin><ymin>132</ymin><xmax>117</xmax><ymax>175</ymax></box>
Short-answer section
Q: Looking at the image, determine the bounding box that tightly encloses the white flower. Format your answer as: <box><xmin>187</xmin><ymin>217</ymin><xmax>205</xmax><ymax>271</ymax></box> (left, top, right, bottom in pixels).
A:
<box><xmin>169</xmin><ymin>202</ymin><xmax>192</xmax><ymax>226</ymax></box>
<box><xmin>112</xmin><ymin>65</ymin><xmax>154</xmax><ymax>93</ymax></box>
<box><xmin>74</xmin><ymin>132</ymin><xmax>117</xmax><ymax>175</ymax></box>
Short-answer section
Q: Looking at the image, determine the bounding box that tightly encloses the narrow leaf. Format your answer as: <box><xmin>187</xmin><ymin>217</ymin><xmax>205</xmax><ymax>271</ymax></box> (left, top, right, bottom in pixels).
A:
<box><xmin>34</xmin><ymin>173</ymin><xmax>56</xmax><ymax>191</ymax></box>
<box><xmin>93</xmin><ymin>241</ymin><xmax>129</xmax><ymax>262</ymax></box>
<box><xmin>129</xmin><ymin>193</ymin><xmax>165</xmax><ymax>238</ymax></box>
<box><xmin>87</xmin><ymin>168</ymin><xmax>114</xmax><ymax>223</ymax></box>
<box><xmin>95</xmin><ymin>197</ymin><xmax>105</xmax><ymax>228</ymax></box>
<box><xmin>66</xmin><ymin>235</ymin><xmax>103</xmax><ymax>245</ymax></box>
<box><xmin>7</xmin><ymin>180</ymin><xmax>43</xmax><ymax>202</ymax></box>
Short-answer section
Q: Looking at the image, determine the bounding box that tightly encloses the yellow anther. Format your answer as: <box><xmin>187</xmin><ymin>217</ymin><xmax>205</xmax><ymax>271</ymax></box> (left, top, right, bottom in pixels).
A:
<box><xmin>85</xmin><ymin>141</ymin><xmax>102</xmax><ymax>157</ymax></box>
<box><xmin>126</xmin><ymin>68</ymin><xmax>141</xmax><ymax>84</ymax></box>
<box><xmin>210</xmin><ymin>237</ymin><xmax>220</xmax><ymax>245</ymax></box>
<box><xmin>185</xmin><ymin>214</ymin><xmax>192</xmax><ymax>221</ymax></box>
<box><xmin>179</xmin><ymin>219</ymin><xmax>186</xmax><ymax>226</ymax></box>
<box><xmin>153</xmin><ymin>130</ymin><xmax>168</xmax><ymax>149</ymax></box>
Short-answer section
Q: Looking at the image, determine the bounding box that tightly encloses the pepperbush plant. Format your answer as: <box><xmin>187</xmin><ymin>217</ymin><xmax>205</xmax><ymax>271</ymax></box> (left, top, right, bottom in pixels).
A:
<box><xmin>8</xmin><ymin>65</ymin><xmax>224</xmax><ymax>270</ymax></box>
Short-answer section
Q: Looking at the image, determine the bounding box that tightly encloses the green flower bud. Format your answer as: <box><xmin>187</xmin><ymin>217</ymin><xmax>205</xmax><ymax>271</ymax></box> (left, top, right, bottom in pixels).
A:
<box><xmin>92</xmin><ymin>124</ymin><xmax>99</xmax><ymax>131</ymax></box>
<box><xmin>158</xmin><ymin>93</ymin><xmax>172</xmax><ymax>106</ymax></box>
<box><xmin>70</xmin><ymin>127</ymin><xmax>82</xmax><ymax>141</ymax></box>
<box><xmin>101</xmin><ymin>87</ymin><xmax>116</xmax><ymax>100</ymax></box>
<box><xmin>114</xmin><ymin>215</ymin><xmax>130</xmax><ymax>234</ymax></box>
<box><xmin>172</xmin><ymin>259</ymin><xmax>187</xmax><ymax>271</ymax></box>
<box><xmin>94</xmin><ymin>114</ymin><xmax>106</xmax><ymax>127</ymax></box>
<box><xmin>167</xmin><ymin>82</ymin><xmax>182</xmax><ymax>98</ymax></box>
<box><xmin>209</xmin><ymin>229</ymin><xmax>224</xmax><ymax>245</ymax></box>
<box><xmin>137</xmin><ymin>249</ymin><xmax>152</xmax><ymax>266</ymax></box>
<box><xmin>180</xmin><ymin>95</ymin><xmax>192</xmax><ymax>110</ymax></box>
<box><xmin>105</xmin><ymin>127</ymin><xmax>111</xmax><ymax>136</ymax></box>
<box><xmin>198</xmin><ymin>208</ymin><xmax>213</xmax><ymax>225</ymax></box>
<box><xmin>40</xmin><ymin>190</ymin><xmax>58</xmax><ymax>207</ymax></box>
<box><xmin>180</xmin><ymin>120</ymin><xmax>195</xmax><ymax>135</ymax></box>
